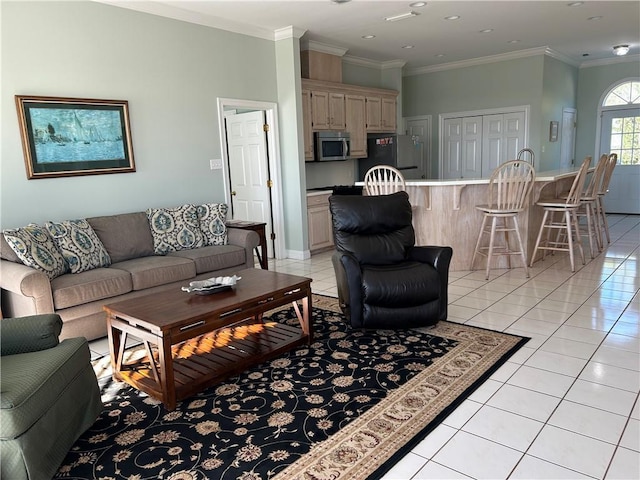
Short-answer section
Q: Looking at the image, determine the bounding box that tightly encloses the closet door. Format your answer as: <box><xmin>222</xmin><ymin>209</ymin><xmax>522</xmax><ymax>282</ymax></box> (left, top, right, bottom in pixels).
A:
<box><xmin>442</xmin><ymin>118</ymin><xmax>462</xmax><ymax>179</ymax></box>
<box><xmin>462</xmin><ymin>117</ymin><xmax>483</xmax><ymax>178</ymax></box>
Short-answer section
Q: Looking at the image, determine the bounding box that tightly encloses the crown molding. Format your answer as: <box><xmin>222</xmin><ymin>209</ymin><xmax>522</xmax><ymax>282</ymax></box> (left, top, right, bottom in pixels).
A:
<box><xmin>343</xmin><ymin>55</ymin><xmax>405</xmax><ymax>70</ymax></box>
<box><xmin>544</xmin><ymin>47</ymin><xmax>580</xmax><ymax>67</ymax></box>
<box><xmin>274</xmin><ymin>26</ymin><xmax>306</xmax><ymax>41</ymax></box>
<box><xmin>404</xmin><ymin>46</ymin><xmax>553</xmax><ymax>76</ymax></box>
<box><xmin>580</xmin><ymin>53</ymin><xmax>640</xmax><ymax>68</ymax></box>
<box><xmin>96</xmin><ymin>0</ymin><xmax>276</xmax><ymax>40</ymax></box>
<box><xmin>300</xmin><ymin>40</ymin><xmax>348</xmax><ymax>57</ymax></box>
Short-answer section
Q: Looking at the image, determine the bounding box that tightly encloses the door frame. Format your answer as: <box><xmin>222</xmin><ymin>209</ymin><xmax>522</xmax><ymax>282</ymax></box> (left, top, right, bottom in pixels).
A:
<box><xmin>560</xmin><ymin>107</ymin><xmax>577</xmax><ymax>168</ymax></box>
<box><xmin>438</xmin><ymin>105</ymin><xmax>530</xmax><ymax>178</ymax></box>
<box><xmin>217</xmin><ymin>98</ymin><xmax>285</xmax><ymax>260</ymax></box>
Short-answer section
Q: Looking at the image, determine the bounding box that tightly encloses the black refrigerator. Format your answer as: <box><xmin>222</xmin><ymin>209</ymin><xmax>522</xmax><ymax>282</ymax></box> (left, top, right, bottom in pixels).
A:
<box><xmin>357</xmin><ymin>133</ymin><xmax>422</xmax><ymax>181</ymax></box>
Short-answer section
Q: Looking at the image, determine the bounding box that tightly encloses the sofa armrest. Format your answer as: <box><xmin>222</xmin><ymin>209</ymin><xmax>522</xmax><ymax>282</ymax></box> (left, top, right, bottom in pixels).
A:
<box><xmin>0</xmin><ymin>314</ymin><xmax>62</xmax><ymax>356</ymax></box>
<box><xmin>227</xmin><ymin>228</ymin><xmax>260</xmax><ymax>268</ymax></box>
<box><xmin>332</xmin><ymin>251</ymin><xmax>365</xmax><ymax>328</ymax></box>
<box><xmin>0</xmin><ymin>260</ymin><xmax>55</xmax><ymax>317</ymax></box>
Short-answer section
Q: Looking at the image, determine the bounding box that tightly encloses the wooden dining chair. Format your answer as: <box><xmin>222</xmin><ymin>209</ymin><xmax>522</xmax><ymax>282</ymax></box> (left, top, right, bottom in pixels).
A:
<box><xmin>530</xmin><ymin>156</ymin><xmax>591</xmax><ymax>272</ymax></box>
<box><xmin>596</xmin><ymin>153</ymin><xmax>618</xmax><ymax>245</ymax></box>
<box><xmin>364</xmin><ymin>165</ymin><xmax>406</xmax><ymax>195</ymax></box>
<box><xmin>471</xmin><ymin>160</ymin><xmax>536</xmax><ymax>280</ymax></box>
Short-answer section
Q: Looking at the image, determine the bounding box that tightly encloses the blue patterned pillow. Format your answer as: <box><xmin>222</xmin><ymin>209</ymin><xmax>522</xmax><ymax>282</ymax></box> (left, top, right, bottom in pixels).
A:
<box><xmin>146</xmin><ymin>204</ymin><xmax>204</xmax><ymax>254</ymax></box>
<box><xmin>45</xmin><ymin>219</ymin><xmax>111</xmax><ymax>273</ymax></box>
<box><xmin>198</xmin><ymin>203</ymin><xmax>228</xmax><ymax>246</ymax></box>
<box><xmin>3</xmin><ymin>224</ymin><xmax>68</xmax><ymax>279</ymax></box>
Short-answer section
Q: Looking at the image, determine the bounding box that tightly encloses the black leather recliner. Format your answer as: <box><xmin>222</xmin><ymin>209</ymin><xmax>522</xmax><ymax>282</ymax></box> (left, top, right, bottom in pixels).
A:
<box><xmin>329</xmin><ymin>191</ymin><xmax>453</xmax><ymax>329</ymax></box>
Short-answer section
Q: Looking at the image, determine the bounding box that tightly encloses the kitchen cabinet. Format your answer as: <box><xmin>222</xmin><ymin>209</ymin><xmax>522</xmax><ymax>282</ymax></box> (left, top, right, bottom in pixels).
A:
<box><xmin>301</xmin><ymin>79</ymin><xmax>398</xmax><ymax>160</ymax></box>
<box><xmin>345</xmin><ymin>94</ymin><xmax>366</xmax><ymax>158</ymax></box>
<box><xmin>366</xmin><ymin>95</ymin><xmax>397</xmax><ymax>133</ymax></box>
<box><xmin>307</xmin><ymin>192</ymin><xmax>334</xmax><ymax>252</ymax></box>
<box><xmin>310</xmin><ymin>91</ymin><xmax>345</xmax><ymax>130</ymax></box>
<box><xmin>302</xmin><ymin>89</ymin><xmax>314</xmax><ymax>161</ymax></box>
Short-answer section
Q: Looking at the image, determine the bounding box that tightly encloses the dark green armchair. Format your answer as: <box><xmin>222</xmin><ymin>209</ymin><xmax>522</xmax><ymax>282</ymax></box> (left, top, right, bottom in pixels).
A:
<box><xmin>0</xmin><ymin>314</ymin><xmax>102</xmax><ymax>480</ymax></box>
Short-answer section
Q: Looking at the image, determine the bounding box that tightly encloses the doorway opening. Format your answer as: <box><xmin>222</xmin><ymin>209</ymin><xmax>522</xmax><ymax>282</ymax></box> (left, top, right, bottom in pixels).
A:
<box><xmin>217</xmin><ymin>98</ymin><xmax>285</xmax><ymax>260</ymax></box>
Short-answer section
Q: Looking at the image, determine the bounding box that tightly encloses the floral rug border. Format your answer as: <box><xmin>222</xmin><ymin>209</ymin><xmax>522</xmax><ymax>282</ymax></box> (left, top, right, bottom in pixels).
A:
<box><xmin>276</xmin><ymin>297</ymin><xmax>529</xmax><ymax>480</ymax></box>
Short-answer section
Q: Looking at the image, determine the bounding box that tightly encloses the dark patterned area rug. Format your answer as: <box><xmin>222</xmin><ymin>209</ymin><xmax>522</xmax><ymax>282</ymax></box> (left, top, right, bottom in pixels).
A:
<box><xmin>55</xmin><ymin>295</ymin><xmax>528</xmax><ymax>480</ymax></box>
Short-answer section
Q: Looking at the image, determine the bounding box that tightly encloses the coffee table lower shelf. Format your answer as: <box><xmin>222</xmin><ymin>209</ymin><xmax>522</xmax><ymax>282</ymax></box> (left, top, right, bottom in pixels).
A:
<box><xmin>114</xmin><ymin>319</ymin><xmax>308</xmax><ymax>407</ymax></box>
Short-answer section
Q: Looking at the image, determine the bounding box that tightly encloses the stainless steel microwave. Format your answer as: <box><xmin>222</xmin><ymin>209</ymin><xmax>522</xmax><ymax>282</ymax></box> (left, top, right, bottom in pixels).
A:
<box><xmin>315</xmin><ymin>131</ymin><xmax>351</xmax><ymax>161</ymax></box>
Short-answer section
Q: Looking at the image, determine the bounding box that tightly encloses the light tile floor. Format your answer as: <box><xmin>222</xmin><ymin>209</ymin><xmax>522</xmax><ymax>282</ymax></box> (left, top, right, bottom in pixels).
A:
<box><xmin>89</xmin><ymin>214</ymin><xmax>639</xmax><ymax>479</ymax></box>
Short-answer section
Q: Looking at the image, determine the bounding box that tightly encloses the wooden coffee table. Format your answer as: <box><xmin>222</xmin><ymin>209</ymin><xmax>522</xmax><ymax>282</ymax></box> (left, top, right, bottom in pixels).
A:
<box><xmin>104</xmin><ymin>268</ymin><xmax>312</xmax><ymax>410</ymax></box>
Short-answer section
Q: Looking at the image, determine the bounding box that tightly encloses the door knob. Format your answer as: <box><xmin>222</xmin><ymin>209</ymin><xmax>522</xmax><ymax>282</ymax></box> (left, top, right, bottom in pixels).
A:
<box><xmin>231</xmin><ymin>191</ymin><xmax>237</xmax><ymax>196</ymax></box>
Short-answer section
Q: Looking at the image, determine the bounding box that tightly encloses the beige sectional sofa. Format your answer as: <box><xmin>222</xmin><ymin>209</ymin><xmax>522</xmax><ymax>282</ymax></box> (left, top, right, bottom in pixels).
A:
<box><xmin>0</xmin><ymin>210</ymin><xmax>260</xmax><ymax>341</ymax></box>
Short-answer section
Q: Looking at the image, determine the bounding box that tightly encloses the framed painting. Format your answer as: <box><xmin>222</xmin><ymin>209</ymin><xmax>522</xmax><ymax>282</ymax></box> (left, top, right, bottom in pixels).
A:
<box><xmin>15</xmin><ymin>95</ymin><xmax>135</xmax><ymax>179</ymax></box>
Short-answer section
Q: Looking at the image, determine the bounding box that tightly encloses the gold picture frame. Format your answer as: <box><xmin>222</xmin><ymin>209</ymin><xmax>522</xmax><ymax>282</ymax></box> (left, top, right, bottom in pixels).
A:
<box><xmin>15</xmin><ymin>95</ymin><xmax>135</xmax><ymax>179</ymax></box>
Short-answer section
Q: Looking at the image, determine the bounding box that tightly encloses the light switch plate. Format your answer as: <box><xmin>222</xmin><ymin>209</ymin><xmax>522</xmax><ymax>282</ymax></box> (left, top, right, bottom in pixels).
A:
<box><xmin>210</xmin><ymin>158</ymin><xmax>223</xmax><ymax>170</ymax></box>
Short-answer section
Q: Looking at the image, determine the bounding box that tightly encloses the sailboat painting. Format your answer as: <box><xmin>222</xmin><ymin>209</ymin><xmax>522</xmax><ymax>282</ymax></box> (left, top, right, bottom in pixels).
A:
<box><xmin>15</xmin><ymin>96</ymin><xmax>135</xmax><ymax>179</ymax></box>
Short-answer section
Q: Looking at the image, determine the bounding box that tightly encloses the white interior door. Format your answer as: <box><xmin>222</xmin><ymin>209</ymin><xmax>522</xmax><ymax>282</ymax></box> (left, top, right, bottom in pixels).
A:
<box><xmin>599</xmin><ymin>108</ymin><xmax>640</xmax><ymax>214</ymax></box>
<box><xmin>560</xmin><ymin>108</ymin><xmax>577</xmax><ymax>168</ymax></box>
<box><xmin>405</xmin><ymin>116</ymin><xmax>431</xmax><ymax>179</ymax></box>
<box><xmin>462</xmin><ymin>116</ymin><xmax>482</xmax><ymax>178</ymax></box>
<box><xmin>225</xmin><ymin>110</ymin><xmax>275</xmax><ymax>257</ymax></box>
<box><xmin>442</xmin><ymin>118</ymin><xmax>462</xmax><ymax>179</ymax></box>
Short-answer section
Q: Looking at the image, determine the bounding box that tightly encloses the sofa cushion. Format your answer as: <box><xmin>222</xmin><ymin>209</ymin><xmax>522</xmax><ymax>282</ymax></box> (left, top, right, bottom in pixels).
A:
<box><xmin>0</xmin><ymin>337</ymin><xmax>89</xmax><ymax>439</ymax></box>
<box><xmin>2</xmin><ymin>225</ymin><xmax>68</xmax><ymax>279</ymax></box>
<box><xmin>87</xmin><ymin>212</ymin><xmax>155</xmax><ymax>263</ymax></box>
<box><xmin>198</xmin><ymin>203</ymin><xmax>228</xmax><ymax>246</ymax></box>
<box><xmin>168</xmin><ymin>245</ymin><xmax>245</xmax><ymax>274</ymax></box>
<box><xmin>45</xmin><ymin>219</ymin><xmax>111</xmax><ymax>274</ymax></box>
<box><xmin>111</xmin><ymin>256</ymin><xmax>196</xmax><ymax>290</ymax></box>
<box><xmin>51</xmin><ymin>267</ymin><xmax>133</xmax><ymax>310</ymax></box>
<box><xmin>146</xmin><ymin>204</ymin><xmax>204</xmax><ymax>254</ymax></box>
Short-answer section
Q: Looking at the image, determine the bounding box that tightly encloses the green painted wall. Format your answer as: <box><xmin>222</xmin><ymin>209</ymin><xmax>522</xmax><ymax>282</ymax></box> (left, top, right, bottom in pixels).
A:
<box><xmin>342</xmin><ymin>62</ymin><xmax>383</xmax><ymax>88</ymax></box>
<box><xmin>403</xmin><ymin>56</ymin><xmax>545</xmax><ymax>177</ymax></box>
<box><xmin>575</xmin><ymin>60</ymin><xmax>640</xmax><ymax>161</ymax></box>
<box><xmin>1</xmin><ymin>1</ymin><xmax>278</xmax><ymax>228</ymax></box>
<box><xmin>540</xmin><ymin>56</ymin><xmax>579</xmax><ymax>171</ymax></box>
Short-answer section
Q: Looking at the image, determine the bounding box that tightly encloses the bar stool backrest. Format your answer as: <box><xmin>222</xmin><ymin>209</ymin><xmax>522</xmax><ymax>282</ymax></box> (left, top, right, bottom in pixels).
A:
<box><xmin>364</xmin><ymin>165</ymin><xmax>406</xmax><ymax>195</ymax></box>
<box><xmin>598</xmin><ymin>153</ymin><xmax>618</xmax><ymax>196</ymax></box>
<box><xmin>487</xmin><ymin>160</ymin><xmax>536</xmax><ymax>211</ymax></box>
<box><xmin>584</xmin><ymin>154</ymin><xmax>609</xmax><ymax>198</ymax></box>
<box><xmin>565</xmin><ymin>156</ymin><xmax>592</xmax><ymax>206</ymax></box>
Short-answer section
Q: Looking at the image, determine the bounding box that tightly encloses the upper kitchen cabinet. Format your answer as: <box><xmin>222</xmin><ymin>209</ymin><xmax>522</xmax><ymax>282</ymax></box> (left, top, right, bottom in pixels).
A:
<box><xmin>301</xmin><ymin>78</ymin><xmax>398</xmax><ymax>159</ymax></box>
<box><xmin>310</xmin><ymin>90</ymin><xmax>346</xmax><ymax>130</ymax></box>
<box><xmin>366</xmin><ymin>95</ymin><xmax>397</xmax><ymax>133</ymax></box>
<box><xmin>345</xmin><ymin>94</ymin><xmax>366</xmax><ymax>158</ymax></box>
<box><xmin>302</xmin><ymin>89</ymin><xmax>313</xmax><ymax>161</ymax></box>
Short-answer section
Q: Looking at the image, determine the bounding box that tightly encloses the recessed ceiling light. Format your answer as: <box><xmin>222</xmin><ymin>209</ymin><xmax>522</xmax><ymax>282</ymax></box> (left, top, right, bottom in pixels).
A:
<box><xmin>613</xmin><ymin>44</ymin><xmax>630</xmax><ymax>56</ymax></box>
<box><xmin>479</xmin><ymin>29</ymin><xmax>493</xmax><ymax>33</ymax></box>
<box><xmin>385</xmin><ymin>11</ymin><xmax>420</xmax><ymax>22</ymax></box>
<box><xmin>409</xmin><ymin>1</ymin><xmax>427</xmax><ymax>7</ymax></box>
<box><xmin>330</xmin><ymin>0</ymin><xmax>352</xmax><ymax>4</ymax></box>
<box><xmin>588</xmin><ymin>16</ymin><xmax>603</xmax><ymax>20</ymax></box>
<box><xmin>435</xmin><ymin>54</ymin><xmax>445</xmax><ymax>57</ymax></box>
<box><xmin>508</xmin><ymin>40</ymin><xmax>520</xmax><ymax>44</ymax></box>
<box><xmin>444</xmin><ymin>15</ymin><xmax>460</xmax><ymax>20</ymax></box>
<box><xmin>402</xmin><ymin>45</ymin><xmax>415</xmax><ymax>49</ymax></box>
<box><xmin>362</xmin><ymin>35</ymin><xmax>376</xmax><ymax>39</ymax></box>
<box><xmin>567</xmin><ymin>2</ymin><xmax>583</xmax><ymax>6</ymax></box>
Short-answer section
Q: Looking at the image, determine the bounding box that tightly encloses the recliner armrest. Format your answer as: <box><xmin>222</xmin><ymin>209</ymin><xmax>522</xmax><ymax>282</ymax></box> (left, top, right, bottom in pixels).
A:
<box><xmin>332</xmin><ymin>252</ymin><xmax>366</xmax><ymax>328</ymax></box>
<box><xmin>0</xmin><ymin>314</ymin><xmax>62</xmax><ymax>356</ymax></box>
<box><xmin>408</xmin><ymin>246</ymin><xmax>453</xmax><ymax>321</ymax></box>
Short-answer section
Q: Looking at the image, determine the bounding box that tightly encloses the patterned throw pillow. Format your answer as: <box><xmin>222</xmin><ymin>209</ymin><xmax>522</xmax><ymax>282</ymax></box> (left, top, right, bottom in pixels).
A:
<box><xmin>198</xmin><ymin>203</ymin><xmax>228</xmax><ymax>246</ymax></box>
<box><xmin>3</xmin><ymin>224</ymin><xmax>68</xmax><ymax>279</ymax></box>
<box><xmin>146</xmin><ymin>204</ymin><xmax>204</xmax><ymax>254</ymax></box>
<box><xmin>45</xmin><ymin>219</ymin><xmax>111</xmax><ymax>274</ymax></box>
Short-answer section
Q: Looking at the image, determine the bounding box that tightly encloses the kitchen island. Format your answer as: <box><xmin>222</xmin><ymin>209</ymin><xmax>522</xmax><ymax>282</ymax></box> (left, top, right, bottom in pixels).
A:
<box><xmin>357</xmin><ymin>168</ymin><xmax>584</xmax><ymax>271</ymax></box>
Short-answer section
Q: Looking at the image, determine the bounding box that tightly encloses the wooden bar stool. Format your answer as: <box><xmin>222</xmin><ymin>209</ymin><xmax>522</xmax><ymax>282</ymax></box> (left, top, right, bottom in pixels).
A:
<box><xmin>530</xmin><ymin>157</ymin><xmax>591</xmax><ymax>272</ymax></box>
<box><xmin>471</xmin><ymin>160</ymin><xmax>536</xmax><ymax>280</ymax></box>
<box><xmin>596</xmin><ymin>153</ymin><xmax>618</xmax><ymax>245</ymax></box>
<box><xmin>364</xmin><ymin>165</ymin><xmax>406</xmax><ymax>195</ymax></box>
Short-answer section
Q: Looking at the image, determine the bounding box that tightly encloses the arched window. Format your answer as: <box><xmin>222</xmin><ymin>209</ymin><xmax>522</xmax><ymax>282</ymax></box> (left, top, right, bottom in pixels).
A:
<box><xmin>603</xmin><ymin>80</ymin><xmax>640</xmax><ymax>106</ymax></box>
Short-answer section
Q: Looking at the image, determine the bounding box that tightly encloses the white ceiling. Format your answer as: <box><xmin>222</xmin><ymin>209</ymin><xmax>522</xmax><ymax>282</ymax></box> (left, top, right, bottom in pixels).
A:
<box><xmin>101</xmin><ymin>1</ymin><xmax>640</xmax><ymax>71</ymax></box>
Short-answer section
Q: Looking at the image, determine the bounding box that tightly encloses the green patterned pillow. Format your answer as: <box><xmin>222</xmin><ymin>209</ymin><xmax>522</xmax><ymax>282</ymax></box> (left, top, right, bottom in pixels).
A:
<box><xmin>146</xmin><ymin>204</ymin><xmax>204</xmax><ymax>254</ymax></box>
<box><xmin>198</xmin><ymin>203</ymin><xmax>228</xmax><ymax>246</ymax></box>
<box><xmin>45</xmin><ymin>219</ymin><xmax>111</xmax><ymax>273</ymax></box>
<box><xmin>2</xmin><ymin>224</ymin><xmax>68</xmax><ymax>279</ymax></box>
